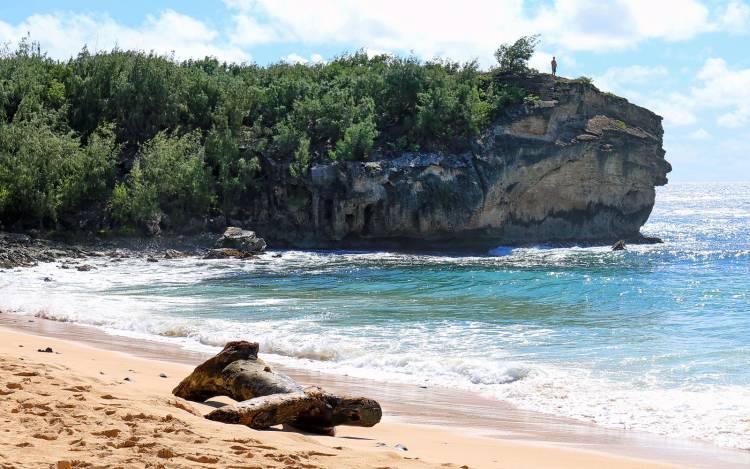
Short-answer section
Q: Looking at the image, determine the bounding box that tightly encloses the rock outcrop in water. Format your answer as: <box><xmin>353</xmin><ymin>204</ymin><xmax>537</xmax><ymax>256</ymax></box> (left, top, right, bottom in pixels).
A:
<box><xmin>203</xmin><ymin>227</ymin><xmax>267</xmax><ymax>259</ymax></box>
<box><xmin>240</xmin><ymin>75</ymin><xmax>670</xmax><ymax>248</ymax></box>
<box><xmin>215</xmin><ymin>227</ymin><xmax>267</xmax><ymax>253</ymax></box>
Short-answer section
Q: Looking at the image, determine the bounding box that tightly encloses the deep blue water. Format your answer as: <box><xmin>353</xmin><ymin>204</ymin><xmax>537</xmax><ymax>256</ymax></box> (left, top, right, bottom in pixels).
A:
<box><xmin>1</xmin><ymin>182</ymin><xmax>749</xmax><ymax>448</ymax></box>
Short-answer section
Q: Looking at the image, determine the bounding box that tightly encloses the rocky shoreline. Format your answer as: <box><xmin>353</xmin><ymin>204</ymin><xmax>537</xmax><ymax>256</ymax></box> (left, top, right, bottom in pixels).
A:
<box><xmin>0</xmin><ymin>227</ymin><xmax>662</xmax><ymax>271</ymax></box>
<box><xmin>0</xmin><ymin>227</ymin><xmax>269</xmax><ymax>270</ymax></box>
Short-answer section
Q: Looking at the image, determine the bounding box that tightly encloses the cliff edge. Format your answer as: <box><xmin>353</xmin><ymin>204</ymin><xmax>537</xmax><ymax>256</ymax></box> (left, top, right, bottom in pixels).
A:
<box><xmin>242</xmin><ymin>75</ymin><xmax>670</xmax><ymax>248</ymax></box>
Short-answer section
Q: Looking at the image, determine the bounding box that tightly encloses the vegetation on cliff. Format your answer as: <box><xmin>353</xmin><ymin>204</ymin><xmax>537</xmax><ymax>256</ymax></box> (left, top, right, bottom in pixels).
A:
<box><xmin>0</xmin><ymin>37</ymin><xmax>539</xmax><ymax>232</ymax></box>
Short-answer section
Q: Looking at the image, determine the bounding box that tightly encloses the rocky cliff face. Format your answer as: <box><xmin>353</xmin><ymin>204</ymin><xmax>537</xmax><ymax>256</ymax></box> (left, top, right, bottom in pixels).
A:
<box><xmin>243</xmin><ymin>75</ymin><xmax>671</xmax><ymax>248</ymax></box>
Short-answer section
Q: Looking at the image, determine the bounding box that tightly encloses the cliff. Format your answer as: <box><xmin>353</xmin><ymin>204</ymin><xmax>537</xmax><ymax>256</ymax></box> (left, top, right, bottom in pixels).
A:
<box><xmin>233</xmin><ymin>75</ymin><xmax>670</xmax><ymax>249</ymax></box>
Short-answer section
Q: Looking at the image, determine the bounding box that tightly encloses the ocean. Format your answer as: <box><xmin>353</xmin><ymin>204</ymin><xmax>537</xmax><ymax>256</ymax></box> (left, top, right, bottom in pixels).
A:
<box><xmin>1</xmin><ymin>182</ymin><xmax>749</xmax><ymax>450</ymax></box>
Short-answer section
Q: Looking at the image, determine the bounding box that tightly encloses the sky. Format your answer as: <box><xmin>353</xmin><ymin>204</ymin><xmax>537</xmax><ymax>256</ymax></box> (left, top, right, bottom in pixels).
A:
<box><xmin>1</xmin><ymin>1</ymin><xmax>749</xmax><ymax>182</ymax></box>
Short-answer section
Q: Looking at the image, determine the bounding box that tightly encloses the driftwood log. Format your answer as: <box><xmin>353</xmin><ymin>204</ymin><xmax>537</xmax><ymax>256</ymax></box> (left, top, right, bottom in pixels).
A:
<box><xmin>173</xmin><ymin>341</ymin><xmax>382</xmax><ymax>435</ymax></box>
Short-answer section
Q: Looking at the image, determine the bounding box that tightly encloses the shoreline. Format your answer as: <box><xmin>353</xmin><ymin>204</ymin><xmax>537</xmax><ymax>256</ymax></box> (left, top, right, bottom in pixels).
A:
<box><xmin>2</xmin><ymin>313</ymin><xmax>748</xmax><ymax>468</ymax></box>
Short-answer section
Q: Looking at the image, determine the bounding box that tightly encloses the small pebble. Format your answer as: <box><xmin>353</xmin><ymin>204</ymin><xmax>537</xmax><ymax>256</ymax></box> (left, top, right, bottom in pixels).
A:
<box><xmin>37</xmin><ymin>347</ymin><xmax>53</xmax><ymax>353</ymax></box>
<box><xmin>123</xmin><ymin>377</ymin><xmax>131</xmax><ymax>382</ymax></box>
<box><xmin>394</xmin><ymin>443</ymin><xmax>408</xmax><ymax>451</ymax></box>
<box><xmin>375</xmin><ymin>442</ymin><xmax>387</xmax><ymax>447</ymax></box>
<box><xmin>159</xmin><ymin>373</ymin><xmax>167</xmax><ymax>378</ymax></box>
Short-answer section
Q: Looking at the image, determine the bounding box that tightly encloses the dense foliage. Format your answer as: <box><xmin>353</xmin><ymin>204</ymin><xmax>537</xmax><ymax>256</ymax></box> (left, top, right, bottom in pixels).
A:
<box><xmin>0</xmin><ymin>38</ymin><xmax>533</xmax><ymax>231</ymax></box>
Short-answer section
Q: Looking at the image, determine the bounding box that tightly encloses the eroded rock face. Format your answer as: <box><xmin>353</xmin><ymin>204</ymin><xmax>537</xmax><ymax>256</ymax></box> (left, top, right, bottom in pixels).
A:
<box><xmin>243</xmin><ymin>76</ymin><xmax>671</xmax><ymax>248</ymax></box>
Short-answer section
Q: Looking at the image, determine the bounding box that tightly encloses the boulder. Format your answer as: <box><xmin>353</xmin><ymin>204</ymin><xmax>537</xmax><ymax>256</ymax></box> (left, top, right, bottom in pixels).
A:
<box><xmin>215</xmin><ymin>227</ymin><xmax>266</xmax><ymax>253</ymax></box>
<box><xmin>164</xmin><ymin>249</ymin><xmax>189</xmax><ymax>259</ymax></box>
<box><xmin>612</xmin><ymin>240</ymin><xmax>626</xmax><ymax>251</ymax></box>
<box><xmin>143</xmin><ymin>214</ymin><xmax>162</xmax><ymax>237</ymax></box>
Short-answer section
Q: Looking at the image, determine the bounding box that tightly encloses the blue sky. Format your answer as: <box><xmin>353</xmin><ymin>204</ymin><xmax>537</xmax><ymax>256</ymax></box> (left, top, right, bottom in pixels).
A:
<box><xmin>1</xmin><ymin>0</ymin><xmax>749</xmax><ymax>182</ymax></box>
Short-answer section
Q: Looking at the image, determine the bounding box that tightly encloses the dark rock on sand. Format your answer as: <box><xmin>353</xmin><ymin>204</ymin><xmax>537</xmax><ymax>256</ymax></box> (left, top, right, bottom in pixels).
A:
<box><xmin>37</xmin><ymin>347</ymin><xmax>53</xmax><ymax>353</ymax></box>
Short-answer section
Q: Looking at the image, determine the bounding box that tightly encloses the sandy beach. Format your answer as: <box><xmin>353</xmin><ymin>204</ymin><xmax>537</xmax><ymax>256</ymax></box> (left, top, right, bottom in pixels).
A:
<box><xmin>0</xmin><ymin>318</ymin><xmax>703</xmax><ymax>469</ymax></box>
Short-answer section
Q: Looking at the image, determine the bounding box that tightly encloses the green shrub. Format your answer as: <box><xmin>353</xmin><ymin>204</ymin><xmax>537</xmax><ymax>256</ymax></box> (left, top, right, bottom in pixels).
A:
<box><xmin>330</xmin><ymin>118</ymin><xmax>378</xmax><ymax>161</ymax></box>
<box><xmin>0</xmin><ymin>116</ymin><xmax>117</xmax><ymax>228</ymax></box>
<box><xmin>494</xmin><ymin>35</ymin><xmax>540</xmax><ymax>74</ymax></box>
<box><xmin>110</xmin><ymin>131</ymin><xmax>213</xmax><ymax>226</ymax></box>
<box><xmin>289</xmin><ymin>134</ymin><xmax>311</xmax><ymax>177</ymax></box>
<box><xmin>523</xmin><ymin>94</ymin><xmax>541</xmax><ymax>106</ymax></box>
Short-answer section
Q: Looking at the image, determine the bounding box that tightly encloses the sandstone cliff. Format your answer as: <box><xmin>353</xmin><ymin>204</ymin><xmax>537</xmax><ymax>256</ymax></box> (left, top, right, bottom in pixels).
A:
<box><xmin>241</xmin><ymin>75</ymin><xmax>671</xmax><ymax>248</ymax></box>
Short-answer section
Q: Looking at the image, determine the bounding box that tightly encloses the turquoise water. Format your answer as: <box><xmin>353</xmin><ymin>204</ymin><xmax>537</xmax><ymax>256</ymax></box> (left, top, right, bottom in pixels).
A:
<box><xmin>1</xmin><ymin>182</ymin><xmax>749</xmax><ymax>449</ymax></box>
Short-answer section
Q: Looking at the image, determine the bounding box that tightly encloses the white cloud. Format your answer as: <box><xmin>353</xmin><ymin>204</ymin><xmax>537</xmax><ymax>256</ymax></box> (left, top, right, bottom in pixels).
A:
<box><xmin>717</xmin><ymin>0</ymin><xmax>750</xmax><ymax>33</ymax></box>
<box><xmin>0</xmin><ymin>10</ymin><xmax>251</xmax><ymax>62</ymax></box>
<box><xmin>688</xmin><ymin>128</ymin><xmax>711</xmax><ymax>139</ymax></box>
<box><xmin>692</xmin><ymin>58</ymin><xmax>750</xmax><ymax>127</ymax></box>
<box><xmin>594</xmin><ymin>65</ymin><xmax>668</xmax><ymax>93</ymax></box>
<box><xmin>629</xmin><ymin>58</ymin><xmax>750</xmax><ymax>128</ymax></box>
<box><xmin>1</xmin><ymin>1</ymin><xmax>746</xmax><ymax>68</ymax></box>
<box><xmin>533</xmin><ymin>0</ymin><xmax>712</xmax><ymax>51</ymax></box>
<box><xmin>223</xmin><ymin>0</ymin><xmax>731</xmax><ymax>65</ymax></box>
<box><xmin>283</xmin><ymin>52</ymin><xmax>325</xmax><ymax>64</ymax></box>
<box><xmin>646</xmin><ymin>93</ymin><xmax>699</xmax><ymax>126</ymax></box>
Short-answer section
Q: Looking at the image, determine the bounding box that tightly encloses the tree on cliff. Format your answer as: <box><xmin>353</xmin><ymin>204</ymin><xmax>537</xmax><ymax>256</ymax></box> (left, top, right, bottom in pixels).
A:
<box><xmin>494</xmin><ymin>35</ymin><xmax>539</xmax><ymax>75</ymax></box>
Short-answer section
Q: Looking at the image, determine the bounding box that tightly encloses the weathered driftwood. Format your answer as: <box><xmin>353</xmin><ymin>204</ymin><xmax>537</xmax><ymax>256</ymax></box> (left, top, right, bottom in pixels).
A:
<box><xmin>172</xmin><ymin>341</ymin><xmax>302</xmax><ymax>402</ymax></box>
<box><xmin>173</xmin><ymin>341</ymin><xmax>382</xmax><ymax>434</ymax></box>
<box><xmin>206</xmin><ymin>386</ymin><xmax>382</xmax><ymax>435</ymax></box>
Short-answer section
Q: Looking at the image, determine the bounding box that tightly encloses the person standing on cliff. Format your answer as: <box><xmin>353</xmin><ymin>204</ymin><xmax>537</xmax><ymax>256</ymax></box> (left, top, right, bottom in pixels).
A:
<box><xmin>551</xmin><ymin>56</ymin><xmax>557</xmax><ymax>76</ymax></box>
